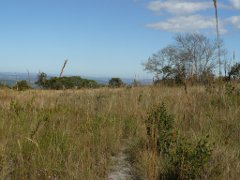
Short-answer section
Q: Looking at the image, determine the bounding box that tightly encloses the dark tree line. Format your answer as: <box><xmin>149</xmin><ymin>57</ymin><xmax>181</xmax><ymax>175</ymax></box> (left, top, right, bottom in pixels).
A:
<box><xmin>35</xmin><ymin>73</ymin><xmax>129</xmax><ymax>90</ymax></box>
<box><xmin>36</xmin><ymin>72</ymin><xmax>99</xmax><ymax>89</ymax></box>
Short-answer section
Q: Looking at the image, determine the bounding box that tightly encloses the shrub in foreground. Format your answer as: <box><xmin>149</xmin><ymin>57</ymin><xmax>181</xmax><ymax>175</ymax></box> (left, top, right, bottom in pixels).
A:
<box><xmin>145</xmin><ymin>103</ymin><xmax>213</xmax><ymax>179</ymax></box>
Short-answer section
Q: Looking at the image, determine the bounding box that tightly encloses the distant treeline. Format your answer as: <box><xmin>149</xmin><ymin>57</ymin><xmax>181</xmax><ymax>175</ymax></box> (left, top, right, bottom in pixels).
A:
<box><xmin>35</xmin><ymin>72</ymin><xmax>131</xmax><ymax>89</ymax></box>
<box><xmin>36</xmin><ymin>73</ymin><xmax>99</xmax><ymax>89</ymax></box>
<box><xmin>0</xmin><ymin>72</ymin><xmax>138</xmax><ymax>91</ymax></box>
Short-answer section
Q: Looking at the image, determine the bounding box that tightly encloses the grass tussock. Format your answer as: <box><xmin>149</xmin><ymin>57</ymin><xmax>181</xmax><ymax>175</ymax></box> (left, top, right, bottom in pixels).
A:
<box><xmin>0</xmin><ymin>85</ymin><xmax>240</xmax><ymax>179</ymax></box>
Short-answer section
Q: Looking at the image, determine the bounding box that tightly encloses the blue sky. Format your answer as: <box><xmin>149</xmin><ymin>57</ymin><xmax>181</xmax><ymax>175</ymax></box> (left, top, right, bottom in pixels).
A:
<box><xmin>0</xmin><ymin>0</ymin><xmax>239</xmax><ymax>78</ymax></box>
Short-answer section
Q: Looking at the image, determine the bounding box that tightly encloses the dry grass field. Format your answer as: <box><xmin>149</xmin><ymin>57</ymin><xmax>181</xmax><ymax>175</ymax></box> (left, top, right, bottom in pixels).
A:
<box><xmin>0</xmin><ymin>85</ymin><xmax>240</xmax><ymax>179</ymax></box>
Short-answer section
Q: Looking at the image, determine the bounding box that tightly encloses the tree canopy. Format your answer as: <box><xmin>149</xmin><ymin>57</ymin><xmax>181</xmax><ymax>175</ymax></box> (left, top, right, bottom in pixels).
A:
<box><xmin>108</xmin><ymin>78</ymin><xmax>124</xmax><ymax>88</ymax></box>
<box><xmin>144</xmin><ymin>33</ymin><xmax>226</xmax><ymax>83</ymax></box>
<box><xmin>36</xmin><ymin>73</ymin><xmax>99</xmax><ymax>90</ymax></box>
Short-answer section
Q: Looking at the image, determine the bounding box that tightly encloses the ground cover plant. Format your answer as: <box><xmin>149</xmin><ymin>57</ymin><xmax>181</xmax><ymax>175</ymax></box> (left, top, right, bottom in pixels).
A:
<box><xmin>0</xmin><ymin>84</ymin><xmax>240</xmax><ymax>179</ymax></box>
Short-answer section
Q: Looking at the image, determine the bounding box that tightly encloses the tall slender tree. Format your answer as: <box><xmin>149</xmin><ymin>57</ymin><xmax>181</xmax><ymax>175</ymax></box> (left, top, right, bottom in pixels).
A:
<box><xmin>213</xmin><ymin>0</ymin><xmax>221</xmax><ymax>76</ymax></box>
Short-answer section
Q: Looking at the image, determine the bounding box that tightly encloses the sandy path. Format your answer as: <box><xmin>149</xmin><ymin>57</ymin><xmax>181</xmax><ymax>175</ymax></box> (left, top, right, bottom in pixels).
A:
<box><xmin>108</xmin><ymin>146</ymin><xmax>134</xmax><ymax>180</ymax></box>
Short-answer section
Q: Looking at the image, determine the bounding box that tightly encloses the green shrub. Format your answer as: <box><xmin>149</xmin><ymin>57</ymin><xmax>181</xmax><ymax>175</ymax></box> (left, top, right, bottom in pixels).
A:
<box><xmin>167</xmin><ymin>136</ymin><xmax>212</xmax><ymax>179</ymax></box>
<box><xmin>13</xmin><ymin>80</ymin><xmax>32</xmax><ymax>91</ymax></box>
<box><xmin>35</xmin><ymin>72</ymin><xmax>48</xmax><ymax>88</ymax></box>
<box><xmin>145</xmin><ymin>103</ymin><xmax>213</xmax><ymax>179</ymax></box>
<box><xmin>108</xmin><ymin>78</ymin><xmax>124</xmax><ymax>88</ymax></box>
<box><xmin>35</xmin><ymin>75</ymin><xmax>99</xmax><ymax>90</ymax></box>
<box><xmin>145</xmin><ymin>103</ymin><xmax>174</xmax><ymax>153</ymax></box>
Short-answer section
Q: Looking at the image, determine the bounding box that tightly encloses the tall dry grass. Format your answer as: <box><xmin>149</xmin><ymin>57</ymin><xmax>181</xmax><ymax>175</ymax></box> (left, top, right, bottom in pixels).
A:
<box><xmin>0</xmin><ymin>85</ymin><xmax>239</xmax><ymax>179</ymax></box>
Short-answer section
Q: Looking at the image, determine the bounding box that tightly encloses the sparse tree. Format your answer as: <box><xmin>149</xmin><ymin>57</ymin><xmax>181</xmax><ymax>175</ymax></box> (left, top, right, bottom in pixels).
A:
<box><xmin>143</xmin><ymin>33</ymin><xmax>226</xmax><ymax>92</ymax></box>
<box><xmin>144</xmin><ymin>33</ymin><xmax>224</xmax><ymax>81</ymax></box>
<box><xmin>108</xmin><ymin>78</ymin><xmax>124</xmax><ymax>88</ymax></box>
<box><xmin>174</xmin><ymin>33</ymin><xmax>225</xmax><ymax>78</ymax></box>
<box><xmin>36</xmin><ymin>72</ymin><xmax>48</xmax><ymax>88</ymax></box>
<box><xmin>144</xmin><ymin>46</ymin><xmax>176</xmax><ymax>80</ymax></box>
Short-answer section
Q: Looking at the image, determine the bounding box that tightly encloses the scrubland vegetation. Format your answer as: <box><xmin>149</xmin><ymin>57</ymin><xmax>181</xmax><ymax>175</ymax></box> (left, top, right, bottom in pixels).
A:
<box><xmin>0</xmin><ymin>32</ymin><xmax>238</xmax><ymax>179</ymax></box>
<box><xmin>0</xmin><ymin>82</ymin><xmax>240</xmax><ymax>179</ymax></box>
<box><xmin>0</xmin><ymin>0</ymin><xmax>238</xmax><ymax>179</ymax></box>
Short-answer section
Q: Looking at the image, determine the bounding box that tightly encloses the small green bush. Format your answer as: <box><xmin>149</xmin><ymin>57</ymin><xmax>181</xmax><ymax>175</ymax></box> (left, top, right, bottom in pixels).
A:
<box><xmin>108</xmin><ymin>78</ymin><xmax>124</xmax><ymax>88</ymax></box>
<box><xmin>145</xmin><ymin>103</ymin><xmax>174</xmax><ymax>153</ymax></box>
<box><xmin>13</xmin><ymin>80</ymin><xmax>32</xmax><ymax>91</ymax></box>
<box><xmin>167</xmin><ymin>136</ymin><xmax>212</xmax><ymax>179</ymax></box>
<box><xmin>145</xmin><ymin>103</ymin><xmax>213</xmax><ymax>179</ymax></box>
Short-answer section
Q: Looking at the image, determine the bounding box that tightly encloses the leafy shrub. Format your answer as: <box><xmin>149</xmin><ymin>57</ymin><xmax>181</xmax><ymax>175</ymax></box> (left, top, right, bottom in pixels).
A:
<box><xmin>13</xmin><ymin>80</ymin><xmax>32</xmax><ymax>91</ymax></box>
<box><xmin>167</xmin><ymin>136</ymin><xmax>212</xmax><ymax>179</ymax></box>
<box><xmin>35</xmin><ymin>75</ymin><xmax>99</xmax><ymax>90</ymax></box>
<box><xmin>108</xmin><ymin>78</ymin><xmax>124</xmax><ymax>88</ymax></box>
<box><xmin>47</xmin><ymin>76</ymin><xmax>99</xmax><ymax>89</ymax></box>
<box><xmin>145</xmin><ymin>103</ymin><xmax>174</xmax><ymax>153</ymax></box>
<box><xmin>35</xmin><ymin>72</ymin><xmax>48</xmax><ymax>88</ymax></box>
<box><xmin>145</xmin><ymin>103</ymin><xmax>213</xmax><ymax>179</ymax></box>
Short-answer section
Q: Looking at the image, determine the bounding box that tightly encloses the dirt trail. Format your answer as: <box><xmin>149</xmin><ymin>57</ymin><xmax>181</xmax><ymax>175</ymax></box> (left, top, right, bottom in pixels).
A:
<box><xmin>108</xmin><ymin>146</ymin><xmax>134</xmax><ymax>180</ymax></box>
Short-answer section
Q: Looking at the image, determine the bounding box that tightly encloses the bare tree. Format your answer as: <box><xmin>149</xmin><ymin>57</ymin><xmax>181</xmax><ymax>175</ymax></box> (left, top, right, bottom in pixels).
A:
<box><xmin>174</xmin><ymin>33</ymin><xmax>223</xmax><ymax>78</ymax></box>
<box><xmin>143</xmin><ymin>33</ymin><xmax>226</xmax><ymax>91</ymax></box>
<box><xmin>144</xmin><ymin>47</ymin><xmax>175</xmax><ymax>80</ymax></box>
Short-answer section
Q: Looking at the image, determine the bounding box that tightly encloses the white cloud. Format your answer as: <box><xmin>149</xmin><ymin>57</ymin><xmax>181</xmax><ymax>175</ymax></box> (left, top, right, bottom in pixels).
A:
<box><xmin>229</xmin><ymin>0</ymin><xmax>240</xmax><ymax>9</ymax></box>
<box><xmin>226</xmin><ymin>16</ymin><xmax>240</xmax><ymax>29</ymax></box>
<box><xmin>147</xmin><ymin>0</ymin><xmax>230</xmax><ymax>15</ymax></box>
<box><xmin>147</xmin><ymin>0</ymin><xmax>212</xmax><ymax>15</ymax></box>
<box><xmin>146</xmin><ymin>15</ymin><xmax>227</xmax><ymax>33</ymax></box>
<box><xmin>144</xmin><ymin>0</ymin><xmax>239</xmax><ymax>33</ymax></box>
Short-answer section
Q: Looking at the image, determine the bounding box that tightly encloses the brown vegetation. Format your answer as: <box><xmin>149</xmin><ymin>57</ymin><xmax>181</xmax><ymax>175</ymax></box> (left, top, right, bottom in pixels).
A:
<box><xmin>0</xmin><ymin>84</ymin><xmax>240</xmax><ymax>179</ymax></box>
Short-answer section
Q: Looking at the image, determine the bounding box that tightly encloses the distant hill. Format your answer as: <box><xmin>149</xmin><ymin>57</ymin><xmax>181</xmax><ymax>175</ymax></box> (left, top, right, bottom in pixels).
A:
<box><xmin>0</xmin><ymin>72</ymin><xmax>38</xmax><ymax>86</ymax></box>
<box><xmin>0</xmin><ymin>72</ymin><xmax>152</xmax><ymax>86</ymax></box>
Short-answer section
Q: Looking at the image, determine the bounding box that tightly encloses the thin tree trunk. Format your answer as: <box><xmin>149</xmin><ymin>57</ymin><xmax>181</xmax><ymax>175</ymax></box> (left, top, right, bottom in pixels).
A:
<box><xmin>59</xmin><ymin>60</ymin><xmax>68</xmax><ymax>77</ymax></box>
<box><xmin>213</xmin><ymin>0</ymin><xmax>221</xmax><ymax>76</ymax></box>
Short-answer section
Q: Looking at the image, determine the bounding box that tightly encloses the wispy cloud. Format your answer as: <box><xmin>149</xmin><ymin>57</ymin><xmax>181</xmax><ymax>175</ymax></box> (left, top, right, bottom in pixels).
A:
<box><xmin>143</xmin><ymin>0</ymin><xmax>239</xmax><ymax>33</ymax></box>
<box><xmin>229</xmin><ymin>0</ymin><xmax>240</xmax><ymax>9</ymax></box>
<box><xmin>146</xmin><ymin>15</ymin><xmax>227</xmax><ymax>34</ymax></box>
<box><xmin>226</xmin><ymin>16</ymin><xmax>240</xmax><ymax>29</ymax></box>
<box><xmin>147</xmin><ymin>1</ymin><xmax>212</xmax><ymax>15</ymax></box>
